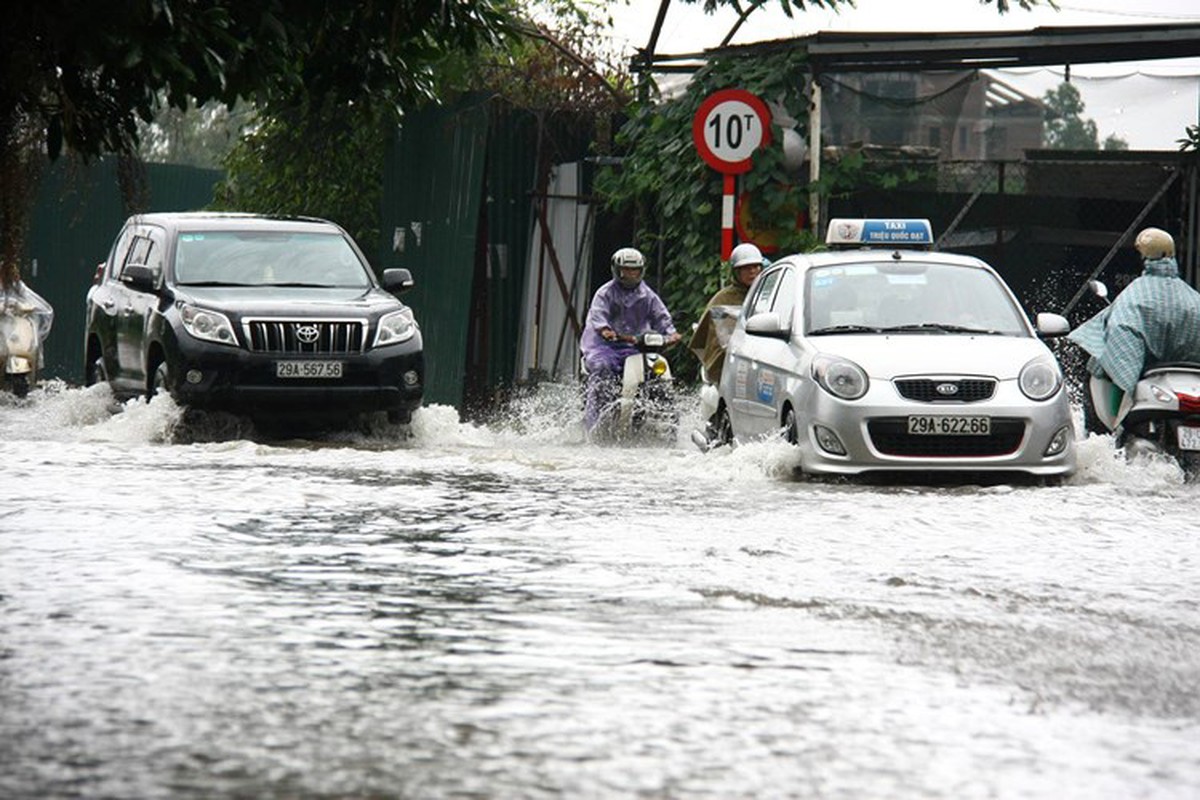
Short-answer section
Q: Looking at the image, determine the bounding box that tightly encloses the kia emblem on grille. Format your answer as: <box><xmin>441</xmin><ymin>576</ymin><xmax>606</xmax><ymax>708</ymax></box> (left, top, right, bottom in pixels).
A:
<box><xmin>936</xmin><ymin>382</ymin><xmax>959</xmax><ymax>396</ymax></box>
<box><xmin>296</xmin><ymin>325</ymin><xmax>320</xmax><ymax>344</ymax></box>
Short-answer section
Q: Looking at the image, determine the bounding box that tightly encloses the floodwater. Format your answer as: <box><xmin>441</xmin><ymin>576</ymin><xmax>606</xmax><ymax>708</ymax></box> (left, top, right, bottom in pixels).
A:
<box><xmin>1</xmin><ymin>381</ymin><xmax>1198</xmax><ymax>799</ymax></box>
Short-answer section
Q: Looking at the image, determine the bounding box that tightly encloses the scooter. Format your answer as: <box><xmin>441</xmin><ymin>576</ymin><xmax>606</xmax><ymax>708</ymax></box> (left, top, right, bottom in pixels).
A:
<box><xmin>583</xmin><ymin>332</ymin><xmax>678</xmax><ymax>443</ymax></box>
<box><xmin>0</xmin><ymin>290</ymin><xmax>52</xmax><ymax>399</ymax></box>
<box><xmin>1077</xmin><ymin>279</ymin><xmax>1200</xmax><ymax>473</ymax></box>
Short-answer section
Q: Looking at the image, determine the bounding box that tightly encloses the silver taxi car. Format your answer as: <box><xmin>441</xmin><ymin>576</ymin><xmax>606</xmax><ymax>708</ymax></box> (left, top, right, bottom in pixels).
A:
<box><xmin>715</xmin><ymin>219</ymin><xmax>1076</xmax><ymax>479</ymax></box>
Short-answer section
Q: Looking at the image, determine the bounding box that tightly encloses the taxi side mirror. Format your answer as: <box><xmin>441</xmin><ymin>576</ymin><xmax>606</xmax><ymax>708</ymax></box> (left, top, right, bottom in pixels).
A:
<box><xmin>745</xmin><ymin>312</ymin><xmax>790</xmax><ymax>339</ymax></box>
<box><xmin>1036</xmin><ymin>312</ymin><xmax>1070</xmax><ymax>337</ymax></box>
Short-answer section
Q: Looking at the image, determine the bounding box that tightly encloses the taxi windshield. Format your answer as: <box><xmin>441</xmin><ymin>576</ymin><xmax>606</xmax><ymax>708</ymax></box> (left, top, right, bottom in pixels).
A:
<box><xmin>805</xmin><ymin>261</ymin><xmax>1029</xmax><ymax>336</ymax></box>
<box><xmin>173</xmin><ymin>231</ymin><xmax>372</xmax><ymax>288</ymax></box>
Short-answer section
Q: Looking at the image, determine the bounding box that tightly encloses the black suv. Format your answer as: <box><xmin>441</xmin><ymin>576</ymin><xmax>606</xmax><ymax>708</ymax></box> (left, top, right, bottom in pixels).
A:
<box><xmin>84</xmin><ymin>212</ymin><xmax>424</xmax><ymax>423</ymax></box>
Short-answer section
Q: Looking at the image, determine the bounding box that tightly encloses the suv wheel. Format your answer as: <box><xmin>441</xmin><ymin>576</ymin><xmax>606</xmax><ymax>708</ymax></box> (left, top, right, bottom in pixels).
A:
<box><xmin>150</xmin><ymin>360</ymin><xmax>171</xmax><ymax>398</ymax></box>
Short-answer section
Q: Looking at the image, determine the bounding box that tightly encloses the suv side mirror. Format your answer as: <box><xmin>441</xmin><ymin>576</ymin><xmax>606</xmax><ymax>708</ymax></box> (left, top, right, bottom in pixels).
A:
<box><xmin>382</xmin><ymin>268</ymin><xmax>414</xmax><ymax>293</ymax></box>
<box><xmin>121</xmin><ymin>264</ymin><xmax>158</xmax><ymax>293</ymax></box>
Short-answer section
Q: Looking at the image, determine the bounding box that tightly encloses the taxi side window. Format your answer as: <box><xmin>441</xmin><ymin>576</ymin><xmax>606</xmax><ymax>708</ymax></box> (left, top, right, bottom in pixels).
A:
<box><xmin>771</xmin><ymin>269</ymin><xmax>796</xmax><ymax>321</ymax></box>
<box><xmin>749</xmin><ymin>268</ymin><xmax>783</xmax><ymax>317</ymax></box>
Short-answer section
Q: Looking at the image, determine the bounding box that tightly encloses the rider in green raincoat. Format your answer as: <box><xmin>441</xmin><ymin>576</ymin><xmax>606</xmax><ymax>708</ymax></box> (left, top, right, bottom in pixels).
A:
<box><xmin>1068</xmin><ymin>228</ymin><xmax>1200</xmax><ymax>405</ymax></box>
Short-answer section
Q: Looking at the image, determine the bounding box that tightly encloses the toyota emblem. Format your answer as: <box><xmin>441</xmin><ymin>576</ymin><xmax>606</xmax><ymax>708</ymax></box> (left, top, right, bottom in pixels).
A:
<box><xmin>296</xmin><ymin>324</ymin><xmax>320</xmax><ymax>344</ymax></box>
<box><xmin>936</xmin><ymin>382</ymin><xmax>959</xmax><ymax>396</ymax></box>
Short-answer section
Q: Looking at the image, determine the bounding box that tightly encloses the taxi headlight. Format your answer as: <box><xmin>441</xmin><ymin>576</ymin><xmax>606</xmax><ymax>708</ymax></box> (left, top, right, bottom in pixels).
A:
<box><xmin>179</xmin><ymin>304</ymin><xmax>237</xmax><ymax>346</ymax></box>
<box><xmin>813</xmin><ymin>355</ymin><xmax>868</xmax><ymax>400</ymax></box>
<box><xmin>1019</xmin><ymin>357</ymin><xmax>1062</xmax><ymax>401</ymax></box>
<box><xmin>375</xmin><ymin>308</ymin><xmax>417</xmax><ymax>347</ymax></box>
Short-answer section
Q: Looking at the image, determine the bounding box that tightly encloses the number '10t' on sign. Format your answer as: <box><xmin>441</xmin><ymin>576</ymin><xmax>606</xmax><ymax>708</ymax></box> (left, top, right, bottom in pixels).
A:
<box><xmin>692</xmin><ymin>89</ymin><xmax>772</xmax><ymax>175</ymax></box>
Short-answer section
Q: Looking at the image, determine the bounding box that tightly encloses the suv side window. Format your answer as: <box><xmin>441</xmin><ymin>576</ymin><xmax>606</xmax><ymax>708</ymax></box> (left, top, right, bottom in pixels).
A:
<box><xmin>120</xmin><ymin>228</ymin><xmax>166</xmax><ymax>286</ymax></box>
<box><xmin>106</xmin><ymin>226</ymin><xmax>137</xmax><ymax>282</ymax></box>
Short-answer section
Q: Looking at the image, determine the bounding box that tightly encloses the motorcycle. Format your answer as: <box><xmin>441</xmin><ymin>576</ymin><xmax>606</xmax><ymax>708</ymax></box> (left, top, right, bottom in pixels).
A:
<box><xmin>0</xmin><ymin>283</ymin><xmax>53</xmax><ymax>399</ymax></box>
<box><xmin>583</xmin><ymin>331</ymin><xmax>678</xmax><ymax>443</ymax></box>
<box><xmin>1077</xmin><ymin>279</ymin><xmax>1200</xmax><ymax>473</ymax></box>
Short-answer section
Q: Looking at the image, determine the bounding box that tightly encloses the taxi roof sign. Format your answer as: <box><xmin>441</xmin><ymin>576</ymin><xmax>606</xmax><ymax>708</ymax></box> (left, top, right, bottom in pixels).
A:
<box><xmin>825</xmin><ymin>219</ymin><xmax>934</xmax><ymax>247</ymax></box>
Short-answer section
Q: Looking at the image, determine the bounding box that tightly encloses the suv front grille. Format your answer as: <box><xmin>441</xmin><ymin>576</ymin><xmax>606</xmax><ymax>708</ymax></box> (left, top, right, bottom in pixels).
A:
<box><xmin>894</xmin><ymin>378</ymin><xmax>995</xmax><ymax>403</ymax></box>
<box><xmin>244</xmin><ymin>319</ymin><xmax>367</xmax><ymax>354</ymax></box>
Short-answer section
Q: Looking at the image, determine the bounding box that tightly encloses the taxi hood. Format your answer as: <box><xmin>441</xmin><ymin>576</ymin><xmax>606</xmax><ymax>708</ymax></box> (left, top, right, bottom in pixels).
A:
<box><xmin>815</xmin><ymin>333</ymin><xmax>1052</xmax><ymax>380</ymax></box>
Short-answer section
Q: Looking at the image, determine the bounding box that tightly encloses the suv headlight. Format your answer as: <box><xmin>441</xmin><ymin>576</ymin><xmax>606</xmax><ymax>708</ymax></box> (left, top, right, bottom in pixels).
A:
<box><xmin>179</xmin><ymin>304</ymin><xmax>237</xmax><ymax>346</ymax></box>
<box><xmin>1019</xmin><ymin>356</ymin><xmax>1062</xmax><ymax>400</ymax></box>
<box><xmin>375</xmin><ymin>308</ymin><xmax>417</xmax><ymax>347</ymax></box>
<box><xmin>813</xmin><ymin>355</ymin><xmax>868</xmax><ymax>400</ymax></box>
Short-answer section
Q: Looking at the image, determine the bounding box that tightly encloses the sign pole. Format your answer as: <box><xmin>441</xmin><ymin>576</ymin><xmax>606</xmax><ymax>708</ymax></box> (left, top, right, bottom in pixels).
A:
<box><xmin>722</xmin><ymin>174</ymin><xmax>736</xmax><ymax>260</ymax></box>
<box><xmin>692</xmin><ymin>89</ymin><xmax>772</xmax><ymax>262</ymax></box>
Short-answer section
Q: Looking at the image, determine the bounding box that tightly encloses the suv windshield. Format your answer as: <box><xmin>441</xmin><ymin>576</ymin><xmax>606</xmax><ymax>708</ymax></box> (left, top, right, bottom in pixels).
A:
<box><xmin>805</xmin><ymin>261</ymin><xmax>1028</xmax><ymax>336</ymax></box>
<box><xmin>174</xmin><ymin>231</ymin><xmax>372</xmax><ymax>288</ymax></box>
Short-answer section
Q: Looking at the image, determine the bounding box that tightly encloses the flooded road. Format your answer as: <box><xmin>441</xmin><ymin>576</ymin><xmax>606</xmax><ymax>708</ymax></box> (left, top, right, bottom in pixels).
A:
<box><xmin>2</xmin><ymin>382</ymin><xmax>1198</xmax><ymax>799</ymax></box>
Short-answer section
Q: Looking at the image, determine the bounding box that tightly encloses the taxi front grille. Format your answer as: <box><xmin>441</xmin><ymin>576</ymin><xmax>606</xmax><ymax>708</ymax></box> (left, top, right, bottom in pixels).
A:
<box><xmin>867</xmin><ymin>417</ymin><xmax>1024</xmax><ymax>457</ymax></box>
<box><xmin>244</xmin><ymin>319</ymin><xmax>366</xmax><ymax>354</ymax></box>
<box><xmin>894</xmin><ymin>378</ymin><xmax>995</xmax><ymax>403</ymax></box>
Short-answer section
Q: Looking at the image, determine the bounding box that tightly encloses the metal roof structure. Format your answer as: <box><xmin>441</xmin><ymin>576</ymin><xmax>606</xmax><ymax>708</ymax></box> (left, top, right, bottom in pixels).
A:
<box><xmin>635</xmin><ymin>22</ymin><xmax>1200</xmax><ymax>75</ymax></box>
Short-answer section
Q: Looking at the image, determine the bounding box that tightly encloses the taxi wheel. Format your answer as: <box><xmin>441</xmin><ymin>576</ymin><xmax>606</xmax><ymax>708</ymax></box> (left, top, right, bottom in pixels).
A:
<box><xmin>715</xmin><ymin>405</ymin><xmax>733</xmax><ymax>447</ymax></box>
<box><xmin>783</xmin><ymin>407</ymin><xmax>799</xmax><ymax>445</ymax></box>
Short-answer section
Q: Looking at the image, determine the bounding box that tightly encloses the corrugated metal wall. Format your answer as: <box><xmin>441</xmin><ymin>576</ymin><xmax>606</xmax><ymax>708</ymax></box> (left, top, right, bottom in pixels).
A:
<box><xmin>24</xmin><ymin>159</ymin><xmax>220</xmax><ymax>382</ymax></box>
<box><xmin>378</xmin><ymin>98</ymin><xmax>597</xmax><ymax>413</ymax></box>
<box><xmin>378</xmin><ymin>98</ymin><xmax>489</xmax><ymax>409</ymax></box>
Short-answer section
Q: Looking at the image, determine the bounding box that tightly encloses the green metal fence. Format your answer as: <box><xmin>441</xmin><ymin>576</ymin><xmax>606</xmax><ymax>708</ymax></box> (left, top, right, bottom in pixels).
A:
<box><xmin>25</xmin><ymin>158</ymin><xmax>221</xmax><ymax>382</ymax></box>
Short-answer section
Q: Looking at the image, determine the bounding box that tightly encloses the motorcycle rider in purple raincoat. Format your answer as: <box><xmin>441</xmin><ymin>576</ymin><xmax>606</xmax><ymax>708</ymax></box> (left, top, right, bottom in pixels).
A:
<box><xmin>580</xmin><ymin>247</ymin><xmax>680</xmax><ymax>433</ymax></box>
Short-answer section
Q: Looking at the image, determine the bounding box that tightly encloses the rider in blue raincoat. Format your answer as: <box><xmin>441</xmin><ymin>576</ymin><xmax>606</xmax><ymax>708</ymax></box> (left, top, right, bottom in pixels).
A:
<box><xmin>580</xmin><ymin>247</ymin><xmax>679</xmax><ymax>432</ymax></box>
<box><xmin>1068</xmin><ymin>227</ymin><xmax>1200</xmax><ymax>402</ymax></box>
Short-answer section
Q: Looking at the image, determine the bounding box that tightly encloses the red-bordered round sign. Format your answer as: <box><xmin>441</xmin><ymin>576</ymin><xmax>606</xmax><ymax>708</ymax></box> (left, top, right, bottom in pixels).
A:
<box><xmin>692</xmin><ymin>88</ymin><xmax>772</xmax><ymax>175</ymax></box>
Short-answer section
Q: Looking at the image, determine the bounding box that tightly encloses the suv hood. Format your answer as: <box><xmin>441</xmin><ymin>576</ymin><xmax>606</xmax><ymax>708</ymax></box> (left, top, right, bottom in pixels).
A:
<box><xmin>174</xmin><ymin>285</ymin><xmax>402</xmax><ymax>316</ymax></box>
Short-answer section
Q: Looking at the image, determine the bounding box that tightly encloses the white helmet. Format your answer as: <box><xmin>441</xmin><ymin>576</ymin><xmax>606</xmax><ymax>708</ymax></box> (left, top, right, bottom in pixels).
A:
<box><xmin>611</xmin><ymin>247</ymin><xmax>646</xmax><ymax>287</ymax></box>
<box><xmin>1135</xmin><ymin>227</ymin><xmax>1175</xmax><ymax>259</ymax></box>
<box><xmin>730</xmin><ymin>242</ymin><xmax>764</xmax><ymax>270</ymax></box>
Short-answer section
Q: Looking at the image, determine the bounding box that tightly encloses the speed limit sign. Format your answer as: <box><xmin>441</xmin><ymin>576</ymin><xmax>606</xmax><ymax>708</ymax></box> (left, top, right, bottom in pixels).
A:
<box><xmin>692</xmin><ymin>88</ymin><xmax>772</xmax><ymax>175</ymax></box>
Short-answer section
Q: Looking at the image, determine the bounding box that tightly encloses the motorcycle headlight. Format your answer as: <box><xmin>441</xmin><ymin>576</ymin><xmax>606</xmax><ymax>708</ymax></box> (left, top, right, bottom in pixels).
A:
<box><xmin>179</xmin><ymin>304</ymin><xmax>237</xmax><ymax>346</ymax></box>
<box><xmin>1019</xmin><ymin>357</ymin><xmax>1062</xmax><ymax>401</ymax></box>
<box><xmin>375</xmin><ymin>308</ymin><xmax>417</xmax><ymax>347</ymax></box>
<box><xmin>813</xmin><ymin>355</ymin><xmax>868</xmax><ymax>400</ymax></box>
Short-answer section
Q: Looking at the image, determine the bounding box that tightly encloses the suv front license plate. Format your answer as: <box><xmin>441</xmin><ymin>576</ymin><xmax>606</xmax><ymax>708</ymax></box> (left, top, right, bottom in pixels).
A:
<box><xmin>276</xmin><ymin>360</ymin><xmax>344</xmax><ymax>379</ymax></box>
<box><xmin>907</xmin><ymin>415</ymin><xmax>990</xmax><ymax>435</ymax></box>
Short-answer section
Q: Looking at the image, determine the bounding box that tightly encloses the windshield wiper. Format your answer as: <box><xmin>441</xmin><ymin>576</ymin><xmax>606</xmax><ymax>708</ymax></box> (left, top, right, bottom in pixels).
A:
<box><xmin>879</xmin><ymin>323</ymin><xmax>1003</xmax><ymax>335</ymax></box>
<box><xmin>807</xmin><ymin>324</ymin><xmax>883</xmax><ymax>335</ymax></box>
<box><xmin>176</xmin><ymin>280</ymin><xmax>252</xmax><ymax>287</ymax></box>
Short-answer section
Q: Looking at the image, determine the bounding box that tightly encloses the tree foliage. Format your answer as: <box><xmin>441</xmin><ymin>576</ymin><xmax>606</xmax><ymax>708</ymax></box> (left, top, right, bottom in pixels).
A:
<box><xmin>0</xmin><ymin>0</ymin><xmax>514</xmax><ymax>284</ymax></box>
<box><xmin>1042</xmin><ymin>81</ymin><xmax>1127</xmax><ymax>151</ymax></box>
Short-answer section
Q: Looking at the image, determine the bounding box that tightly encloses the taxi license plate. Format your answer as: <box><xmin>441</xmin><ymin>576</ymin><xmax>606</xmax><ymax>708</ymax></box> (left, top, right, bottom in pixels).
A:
<box><xmin>907</xmin><ymin>415</ymin><xmax>990</xmax><ymax>435</ymax></box>
<box><xmin>1177</xmin><ymin>425</ymin><xmax>1200</xmax><ymax>451</ymax></box>
<box><xmin>276</xmin><ymin>360</ymin><xmax>343</xmax><ymax>379</ymax></box>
